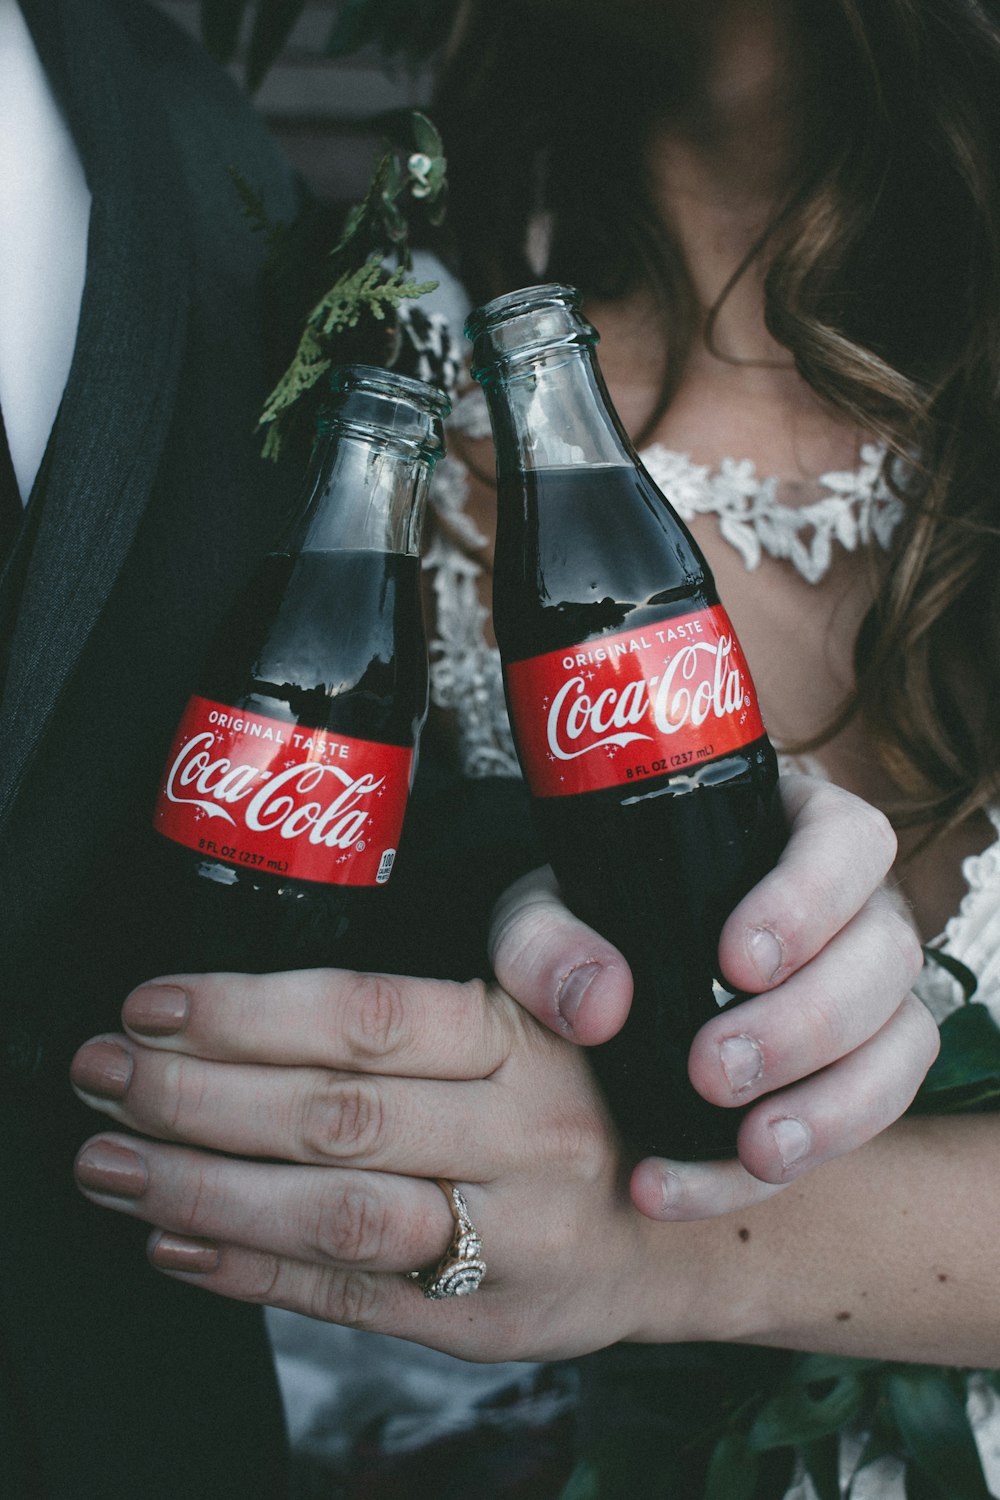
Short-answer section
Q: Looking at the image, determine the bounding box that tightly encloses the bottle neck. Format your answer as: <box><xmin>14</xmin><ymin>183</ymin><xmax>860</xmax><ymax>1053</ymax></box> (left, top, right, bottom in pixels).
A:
<box><xmin>283</xmin><ymin>429</ymin><xmax>433</xmax><ymax>557</ymax></box>
<box><xmin>479</xmin><ymin>343</ymin><xmax>635</xmax><ymax>474</ymax></box>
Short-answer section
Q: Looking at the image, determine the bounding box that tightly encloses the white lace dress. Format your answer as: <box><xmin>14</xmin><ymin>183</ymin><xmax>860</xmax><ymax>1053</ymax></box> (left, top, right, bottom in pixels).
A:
<box><xmin>267</xmin><ymin>372</ymin><xmax>1000</xmax><ymax>1500</ymax></box>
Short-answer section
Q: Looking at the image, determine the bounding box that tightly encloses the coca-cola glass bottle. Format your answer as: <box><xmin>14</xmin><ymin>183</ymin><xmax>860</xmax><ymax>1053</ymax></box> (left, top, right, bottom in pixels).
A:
<box><xmin>468</xmin><ymin>284</ymin><xmax>786</xmax><ymax>1160</ymax></box>
<box><xmin>151</xmin><ymin>365</ymin><xmax>449</xmax><ymax>974</ymax></box>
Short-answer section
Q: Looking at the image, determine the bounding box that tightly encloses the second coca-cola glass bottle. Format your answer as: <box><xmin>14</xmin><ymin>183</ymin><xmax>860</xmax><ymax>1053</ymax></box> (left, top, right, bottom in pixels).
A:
<box><xmin>468</xmin><ymin>284</ymin><xmax>786</xmax><ymax>1160</ymax></box>
<box><xmin>151</xmin><ymin>365</ymin><xmax>449</xmax><ymax>974</ymax></box>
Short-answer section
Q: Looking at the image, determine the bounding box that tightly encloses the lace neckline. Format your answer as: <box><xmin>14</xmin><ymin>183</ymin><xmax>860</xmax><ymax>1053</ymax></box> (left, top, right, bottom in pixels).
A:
<box><xmin>641</xmin><ymin>442</ymin><xmax>903</xmax><ymax>585</ymax></box>
<box><xmin>446</xmin><ymin>386</ymin><xmax>903</xmax><ymax>586</ymax></box>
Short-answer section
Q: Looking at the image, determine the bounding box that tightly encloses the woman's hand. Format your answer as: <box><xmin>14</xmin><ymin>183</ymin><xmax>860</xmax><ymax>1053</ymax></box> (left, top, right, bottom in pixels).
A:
<box><xmin>71</xmin><ymin>962</ymin><xmax>702</xmax><ymax>1362</ymax></box>
<box><xmin>488</xmin><ymin>775</ymin><xmax>937</xmax><ymax>1218</ymax></box>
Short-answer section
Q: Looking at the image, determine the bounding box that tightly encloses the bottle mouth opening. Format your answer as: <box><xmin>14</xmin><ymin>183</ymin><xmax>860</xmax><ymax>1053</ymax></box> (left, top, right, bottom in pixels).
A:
<box><xmin>325</xmin><ymin>364</ymin><xmax>451</xmax><ymax>454</ymax></box>
<box><xmin>329</xmin><ymin>364</ymin><xmax>451</xmax><ymax>419</ymax></box>
<box><xmin>465</xmin><ymin>284</ymin><xmax>597</xmax><ymax>379</ymax></box>
<box><xmin>465</xmin><ymin>283</ymin><xmax>580</xmax><ymax>335</ymax></box>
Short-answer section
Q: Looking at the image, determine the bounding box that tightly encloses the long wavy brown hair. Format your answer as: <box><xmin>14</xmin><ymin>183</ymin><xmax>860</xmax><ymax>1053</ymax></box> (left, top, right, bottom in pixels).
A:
<box><xmin>430</xmin><ymin>0</ymin><xmax>1000</xmax><ymax>833</ymax></box>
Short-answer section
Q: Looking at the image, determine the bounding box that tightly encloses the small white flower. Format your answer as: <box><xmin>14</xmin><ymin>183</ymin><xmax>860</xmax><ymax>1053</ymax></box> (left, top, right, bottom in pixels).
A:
<box><xmin>408</xmin><ymin>152</ymin><xmax>434</xmax><ymax>198</ymax></box>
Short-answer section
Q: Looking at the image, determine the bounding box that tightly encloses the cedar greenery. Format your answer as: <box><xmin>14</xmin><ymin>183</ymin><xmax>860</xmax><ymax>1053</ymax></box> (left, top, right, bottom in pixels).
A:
<box><xmin>257</xmin><ymin>261</ymin><xmax>434</xmax><ymax>456</ymax></box>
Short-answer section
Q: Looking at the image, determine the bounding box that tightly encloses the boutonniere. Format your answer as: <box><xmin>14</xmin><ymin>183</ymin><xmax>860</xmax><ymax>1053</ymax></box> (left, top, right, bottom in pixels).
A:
<box><xmin>240</xmin><ymin>109</ymin><xmax>450</xmax><ymax>460</ymax></box>
<box><xmin>202</xmin><ymin>1</ymin><xmax>458</xmax><ymax>460</ymax></box>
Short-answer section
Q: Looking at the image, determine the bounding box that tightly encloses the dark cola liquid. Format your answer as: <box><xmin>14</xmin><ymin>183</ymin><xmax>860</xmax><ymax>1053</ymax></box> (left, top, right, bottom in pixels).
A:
<box><xmin>494</xmin><ymin>465</ymin><xmax>785</xmax><ymax>1160</ymax></box>
<box><xmin>154</xmin><ymin>548</ymin><xmax>427</xmax><ymax>974</ymax></box>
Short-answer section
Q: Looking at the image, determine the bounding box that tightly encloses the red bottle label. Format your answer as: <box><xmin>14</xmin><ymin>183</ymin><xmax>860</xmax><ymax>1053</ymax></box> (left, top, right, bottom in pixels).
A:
<box><xmin>153</xmin><ymin>695</ymin><xmax>413</xmax><ymax>886</ymax></box>
<box><xmin>504</xmin><ymin>605</ymin><xmax>766</xmax><ymax>797</ymax></box>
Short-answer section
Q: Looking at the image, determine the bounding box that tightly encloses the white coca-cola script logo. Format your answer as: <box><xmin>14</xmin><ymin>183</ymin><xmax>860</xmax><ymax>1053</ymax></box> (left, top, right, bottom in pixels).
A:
<box><xmin>165</xmin><ymin>732</ymin><xmax>382</xmax><ymax>849</ymax></box>
<box><xmin>547</xmin><ymin>637</ymin><xmax>747</xmax><ymax>761</ymax></box>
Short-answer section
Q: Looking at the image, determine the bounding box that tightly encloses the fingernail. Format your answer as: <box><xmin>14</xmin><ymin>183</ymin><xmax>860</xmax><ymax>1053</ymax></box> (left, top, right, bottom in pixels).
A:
<box><xmin>150</xmin><ymin>1233</ymin><xmax>220</xmax><ymax>1274</ymax></box>
<box><xmin>720</xmin><ymin>1034</ymin><xmax>763</xmax><ymax>1095</ymax></box>
<box><xmin>556</xmin><ymin>961</ymin><xmax>601</xmax><ymax>1032</ymax></box>
<box><xmin>748</xmin><ymin>927</ymin><xmax>785</xmax><ymax>985</ymax></box>
<box><xmin>75</xmin><ymin>1141</ymin><xmax>147</xmax><ymax>1199</ymax></box>
<box><xmin>71</xmin><ymin>1040</ymin><xmax>133</xmax><ymax>1100</ymax></box>
<box><xmin>123</xmin><ymin>984</ymin><xmax>189</xmax><ymax>1037</ymax></box>
<box><xmin>771</xmin><ymin>1117</ymin><xmax>811</xmax><ymax>1169</ymax></box>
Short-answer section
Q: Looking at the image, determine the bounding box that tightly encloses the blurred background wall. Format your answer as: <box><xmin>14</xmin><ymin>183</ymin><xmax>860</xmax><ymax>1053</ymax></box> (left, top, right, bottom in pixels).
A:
<box><xmin>154</xmin><ymin>1</ymin><xmax>434</xmax><ymax>203</ymax></box>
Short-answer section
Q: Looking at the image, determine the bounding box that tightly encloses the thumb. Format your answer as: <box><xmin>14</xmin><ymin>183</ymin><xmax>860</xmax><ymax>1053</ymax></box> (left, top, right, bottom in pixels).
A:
<box><xmin>488</xmin><ymin>867</ymin><xmax>633</xmax><ymax>1044</ymax></box>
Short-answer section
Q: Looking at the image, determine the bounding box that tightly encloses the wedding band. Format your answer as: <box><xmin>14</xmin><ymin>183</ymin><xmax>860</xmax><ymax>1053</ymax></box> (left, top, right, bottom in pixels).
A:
<box><xmin>408</xmin><ymin>1179</ymin><xmax>486</xmax><ymax>1299</ymax></box>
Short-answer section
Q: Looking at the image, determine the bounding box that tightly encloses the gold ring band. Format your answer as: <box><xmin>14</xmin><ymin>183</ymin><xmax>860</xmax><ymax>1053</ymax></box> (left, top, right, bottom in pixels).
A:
<box><xmin>408</xmin><ymin>1179</ymin><xmax>486</xmax><ymax>1299</ymax></box>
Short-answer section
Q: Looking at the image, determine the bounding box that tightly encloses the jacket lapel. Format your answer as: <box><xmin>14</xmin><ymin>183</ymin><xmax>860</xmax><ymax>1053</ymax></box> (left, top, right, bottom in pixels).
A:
<box><xmin>0</xmin><ymin>0</ymin><xmax>192</xmax><ymax>823</ymax></box>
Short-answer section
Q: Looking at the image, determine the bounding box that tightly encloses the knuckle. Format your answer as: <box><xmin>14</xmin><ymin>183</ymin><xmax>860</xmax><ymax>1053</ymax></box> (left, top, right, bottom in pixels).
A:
<box><xmin>490</xmin><ymin>895</ymin><xmax>554</xmax><ymax>982</ymax></box>
<box><xmin>817</xmin><ymin>785</ymin><xmax>898</xmax><ymax>870</ymax></box>
<box><xmin>902</xmin><ymin>992</ymin><xmax>941</xmax><ymax>1065</ymax></box>
<box><xmin>794</xmin><ymin>979</ymin><xmax>848</xmax><ymax>1060</ymax></box>
<box><xmin>883</xmin><ymin>909</ymin><xmax>925</xmax><ymax>985</ymax></box>
<box><xmin>770</xmin><ymin>873</ymin><xmax>838</xmax><ymax>959</ymax></box>
<box><xmin>316</xmin><ymin>1270</ymin><xmax>383</xmax><ymax>1330</ymax></box>
<box><xmin>241</xmin><ymin>1252</ymin><xmax>284</xmax><ymax>1305</ymax></box>
<box><xmin>467</xmin><ymin>979</ymin><xmax>510</xmax><ymax>1073</ymax></box>
<box><xmin>489</xmin><ymin>869</ymin><xmax>557</xmax><ymax>958</ymax></box>
<box><xmin>156</xmin><ymin>1053</ymin><xmax>205</xmax><ymax>1138</ymax></box>
<box><xmin>178</xmin><ymin>1165</ymin><xmax>213</xmax><ymax>1237</ymax></box>
<box><xmin>539</xmin><ymin>1101</ymin><xmax>610</xmax><ymax>1188</ymax></box>
<box><xmin>303</xmin><ymin>1078</ymin><xmax>386</xmax><ymax>1162</ymax></box>
<box><xmin>341</xmin><ymin>973</ymin><xmax>411</xmax><ymax>1062</ymax></box>
<box><xmin>721</xmin><ymin>1168</ymin><xmax>765</xmax><ymax>1212</ymax></box>
<box><xmin>849</xmin><ymin>800</ymin><xmax>898</xmax><ymax>872</ymax></box>
<box><xmin>489</xmin><ymin>902</ymin><xmax>525</xmax><ymax>978</ymax></box>
<box><xmin>789</xmin><ymin>791</ymin><xmax>897</xmax><ymax>917</ymax></box>
<box><xmin>797</xmin><ymin>778</ymin><xmax>858</xmax><ymax>840</ymax></box>
<box><xmin>306</xmin><ymin>1182</ymin><xmax>389</xmax><ymax>1266</ymax></box>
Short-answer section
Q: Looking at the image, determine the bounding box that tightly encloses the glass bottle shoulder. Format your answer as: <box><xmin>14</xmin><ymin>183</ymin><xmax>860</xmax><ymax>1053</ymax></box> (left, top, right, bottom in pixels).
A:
<box><xmin>493</xmin><ymin>462</ymin><xmax>714</xmax><ymax>660</ymax></box>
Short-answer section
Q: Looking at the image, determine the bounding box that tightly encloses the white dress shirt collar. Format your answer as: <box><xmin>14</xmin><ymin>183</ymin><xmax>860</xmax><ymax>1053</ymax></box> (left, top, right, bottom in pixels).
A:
<box><xmin>0</xmin><ymin>0</ymin><xmax>90</xmax><ymax>502</ymax></box>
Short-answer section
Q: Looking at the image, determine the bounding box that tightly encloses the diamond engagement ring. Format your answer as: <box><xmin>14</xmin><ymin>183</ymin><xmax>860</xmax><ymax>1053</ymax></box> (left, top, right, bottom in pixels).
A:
<box><xmin>409</xmin><ymin>1179</ymin><xmax>486</xmax><ymax>1299</ymax></box>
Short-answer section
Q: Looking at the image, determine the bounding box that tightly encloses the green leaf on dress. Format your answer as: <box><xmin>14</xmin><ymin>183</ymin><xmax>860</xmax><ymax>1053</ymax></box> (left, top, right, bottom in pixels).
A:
<box><xmin>749</xmin><ymin>1372</ymin><xmax>864</xmax><ymax>1451</ymax></box>
<box><xmin>791</xmin><ymin>1354</ymin><xmax>885</xmax><ymax>1385</ymax></box>
<box><xmin>556</xmin><ymin>1459</ymin><xmax>601</xmax><ymax>1500</ymax></box>
<box><xmin>802</xmin><ymin>1433</ymin><xmax>842</xmax><ymax>1500</ymax></box>
<box><xmin>886</xmin><ymin>1367</ymin><xmax>993</xmax><ymax>1500</ymax></box>
<box><xmin>704</xmin><ymin>1432</ymin><xmax>760</xmax><ymax>1500</ymax></box>
<box><xmin>911</xmin><ymin>1005</ymin><xmax>1000</xmax><ymax>1115</ymax></box>
<box><xmin>922</xmin><ymin>947</ymin><xmax>979</xmax><ymax>1002</ymax></box>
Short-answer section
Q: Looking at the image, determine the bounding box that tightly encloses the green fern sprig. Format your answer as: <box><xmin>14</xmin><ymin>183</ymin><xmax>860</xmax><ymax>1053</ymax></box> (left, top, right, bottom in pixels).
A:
<box><xmin>258</xmin><ymin>258</ymin><xmax>436</xmax><ymax>459</ymax></box>
<box><xmin>228</xmin><ymin>165</ymin><xmax>290</xmax><ymax>265</ymax></box>
<box><xmin>313</xmin><ymin>259</ymin><xmax>437</xmax><ymax>340</ymax></box>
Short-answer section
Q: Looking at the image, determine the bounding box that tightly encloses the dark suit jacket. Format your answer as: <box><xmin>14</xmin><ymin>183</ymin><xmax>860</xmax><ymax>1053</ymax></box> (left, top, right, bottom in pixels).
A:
<box><xmin>0</xmin><ymin>3</ymin><xmax>302</xmax><ymax>1494</ymax></box>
